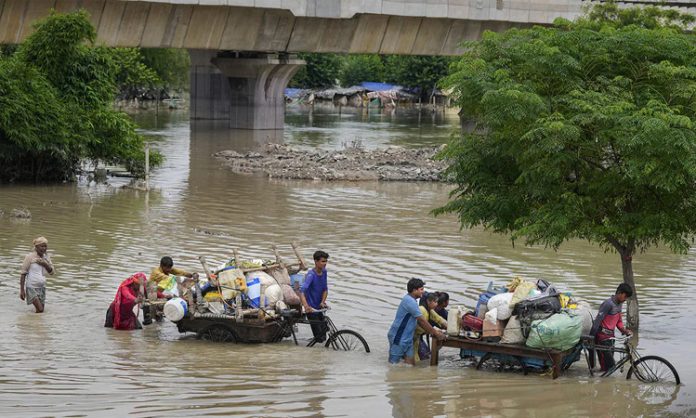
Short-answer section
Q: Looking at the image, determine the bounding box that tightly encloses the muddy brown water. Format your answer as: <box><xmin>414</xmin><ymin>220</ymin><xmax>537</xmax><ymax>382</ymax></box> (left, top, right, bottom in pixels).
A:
<box><xmin>0</xmin><ymin>107</ymin><xmax>693</xmax><ymax>417</ymax></box>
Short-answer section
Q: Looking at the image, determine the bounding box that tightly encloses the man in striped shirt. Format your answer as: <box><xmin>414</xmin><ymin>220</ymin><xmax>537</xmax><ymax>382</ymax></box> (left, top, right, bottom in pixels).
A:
<box><xmin>590</xmin><ymin>283</ymin><xmax>634</xmax><ymax>371</ymax></box>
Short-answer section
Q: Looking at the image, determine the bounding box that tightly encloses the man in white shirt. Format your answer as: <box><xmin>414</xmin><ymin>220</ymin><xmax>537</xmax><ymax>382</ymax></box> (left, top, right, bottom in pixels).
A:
<box><xmin>19</xmin><ymin>236</ymin><xmax>54</xmax><ymax>313</ymax></box>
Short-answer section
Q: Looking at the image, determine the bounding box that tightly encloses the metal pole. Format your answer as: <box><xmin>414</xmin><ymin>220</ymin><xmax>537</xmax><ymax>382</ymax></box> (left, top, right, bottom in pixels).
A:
<box><xmin>145</xmin><ymin>143</ymin><xmax>150</xmax><ymax>191</ymax></box>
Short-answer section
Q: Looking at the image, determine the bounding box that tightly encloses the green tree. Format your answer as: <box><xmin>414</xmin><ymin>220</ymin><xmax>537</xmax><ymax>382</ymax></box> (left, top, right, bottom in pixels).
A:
<box><xmin>289</xmin><ymin>53</ymin><xmax>342</xmax><ymax>89</ymax></box>
<box><xmin>437</xmin><ymin>3</ymin><xmax>696</xmax><ymax>329</ymax></box>
<box><xmin>110</xmin><ymin>48</ymin><xmax>160</xmax><ymax>93</ymax></box>
<box><xmin>139</xmin><ymin>48</ymin><xmax>190</xmax><ymax>90</ymax></box>
<box><xmin>340</xmin><ymin>54</ymin><xmax>385</xmax><ymax>86</ymax></box>
<box><xmin>0</xmin><ymin>10</ymin><xmax>159</xmax><ymax>182</ymax></box>
<box><xmin>384</xmin><ymin>55</ymin><xmax>451</xmax><ymax>99</ymax></box>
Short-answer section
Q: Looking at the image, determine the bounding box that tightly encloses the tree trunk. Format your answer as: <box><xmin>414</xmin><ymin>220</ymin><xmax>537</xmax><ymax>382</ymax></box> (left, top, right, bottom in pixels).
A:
<box><xmin>619</xmin><ymin>250</ymin><xmax>640</xmax><ymax>331</ymax></box>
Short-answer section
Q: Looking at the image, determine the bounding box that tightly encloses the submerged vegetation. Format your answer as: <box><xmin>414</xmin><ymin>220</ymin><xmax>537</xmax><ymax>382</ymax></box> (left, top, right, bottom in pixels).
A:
<box><xmin>0</xmin><ymin>10</ymin><xmax>162</xmax><ymax>183</ymax></box>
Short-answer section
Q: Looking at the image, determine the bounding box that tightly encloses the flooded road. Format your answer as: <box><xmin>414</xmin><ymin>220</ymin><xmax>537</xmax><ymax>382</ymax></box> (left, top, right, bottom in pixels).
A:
<box><xmin>0</xmin><ymin>107</ymin><xmax>693</xmax><ymax>417</ymax></box>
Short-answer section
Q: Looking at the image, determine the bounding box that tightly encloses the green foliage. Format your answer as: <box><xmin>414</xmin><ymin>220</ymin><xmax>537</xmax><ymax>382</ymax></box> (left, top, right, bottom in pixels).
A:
<box><xmin>384</xmin><ymin>55</ymin><xmax>452</xmax><ymax>98</ymax></box>
<box><xmin>0</xmin><ymin>44</ymin><xmax>18</xmax><ymax>56</ymax></box>
<box><xmin>0</xmin><ymin>10</ymin><xmax>160</xmax><ymax>183</ymax></box>
<box><xmin>438</xmin><ymin>5</ymin><xmax>696</xmax><ymax>260</ymax></box>
<box><xmin>110</xmin><ymin>48</ymin><xmax>160</xmax><ymax>92</ymax></box>
<box><xmin>583</xmin><ymin>1</ymin><xmax>695</xmax><ymax>30</ymax></box>
<box><xmin>290</xmin><ymin>53</ymin><xmax>451</xmax><ymax>93</ymax></box>
<box><xmin>139</xmin><ymin>48</ymin><xmax>190</xmax><ymax>90</ymax></box>
<box><xmin>289</xmin><ymin>53</ymin><xmax>342</xmax><ymax>88</ymax></box>
<box><xmin>339</xmin><ymin>54</ymin><xmax>385</xmax><ymax>86</ymax></box>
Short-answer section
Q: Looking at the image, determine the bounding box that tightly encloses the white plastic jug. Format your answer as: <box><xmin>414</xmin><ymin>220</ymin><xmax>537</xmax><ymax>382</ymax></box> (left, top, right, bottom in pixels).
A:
<box><xmin>447</xmin><ymin>307</ymin><xmax>462</xmax><ymax>336</ymax></box>
<box><xmin>164</xmin><ymin>297</ymin><xmax>188</xmax><ymax>322</ymax></box>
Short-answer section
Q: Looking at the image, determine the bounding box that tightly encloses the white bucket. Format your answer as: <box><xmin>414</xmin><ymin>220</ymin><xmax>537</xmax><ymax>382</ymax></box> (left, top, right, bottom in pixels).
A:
<box><xmin>164</xmin><ymin>297</ymin><xmax>188</xmax><ymax>322</ymax></box>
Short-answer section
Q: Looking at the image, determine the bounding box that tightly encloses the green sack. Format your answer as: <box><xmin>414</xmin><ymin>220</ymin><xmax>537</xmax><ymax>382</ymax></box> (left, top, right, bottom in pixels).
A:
<box><xmin>525</xmin><ymin>311</ymin><xmax>582</xmax><ymax>351</ymax></box>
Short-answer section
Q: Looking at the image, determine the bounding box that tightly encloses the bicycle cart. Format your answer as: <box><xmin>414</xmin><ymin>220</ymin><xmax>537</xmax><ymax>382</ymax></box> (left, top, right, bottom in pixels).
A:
<box><xmin>174</xmin><ymin>308</ymin><xmax>370</xmax><ymax>353</ymax></box>
<box><xmin>279</xmin><ymin>308</ymin><xmax>371</xmax><ymax>352</ymax></box>
<box><xmin>430</xmin><ymin>336</ymin><xmax>576</xmax><ymax>379</ymax></box>
<box><xmin>152</xmin><ymin>243</ymin><xmax>370</xmax><ymax>353</ymax></box>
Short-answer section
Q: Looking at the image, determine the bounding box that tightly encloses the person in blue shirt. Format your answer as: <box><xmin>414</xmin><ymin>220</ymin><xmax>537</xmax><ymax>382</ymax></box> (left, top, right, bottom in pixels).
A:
<box><xmin>300</xmin><ymin>250</ymin><xmax>330</xmax><ymax>342</ymax></box>
<box><xmin>388</xmin><ymin>278</ymin><xmax>446</xmax><ymax>365</ymax></box>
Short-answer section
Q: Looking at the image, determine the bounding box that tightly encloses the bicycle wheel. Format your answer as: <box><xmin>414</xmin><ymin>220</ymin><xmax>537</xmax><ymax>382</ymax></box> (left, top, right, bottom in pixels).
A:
<box><xmin>325</xmin><ymin>330</ymin><xmax>370</xmax><ymax>353</ymax></box>
<box><xmin>627</xmin><ymin>356</ymin><xmax>680</xmax><ymax>385</ymax></box>
<box><xmin>476</xmin><ymin>352</ymin><xmax>528</xmax><ymax>375</ymax></box>
<box><xmin>199</xmin><ymin>324</ymin><xmax>238</xmax><ymax>343</ymax></box>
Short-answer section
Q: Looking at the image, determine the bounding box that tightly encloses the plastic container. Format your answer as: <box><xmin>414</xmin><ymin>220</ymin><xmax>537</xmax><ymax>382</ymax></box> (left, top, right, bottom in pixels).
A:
<box><xmin>486</xmin><ymin>281</ymin><xmax>508</xmax><ymax>295</ymax></box>
<box><xmin>163</xmin><ymin>297</ymin><xmax>188</xmax><ymax>322</ymax></box>
<box><xmin>447</xmin><ymin>307</ymin><xmax>462</xmax><ymax>336</ymax></box>
<box><xmin>290</xmin><ymin>272</ymin><xmax>305</xmax><ymax>288</ymax></box>
<box><xmin>246</xmin><ymin>277</ymin><xmax>261</xmax><ymax>308</ymax></box>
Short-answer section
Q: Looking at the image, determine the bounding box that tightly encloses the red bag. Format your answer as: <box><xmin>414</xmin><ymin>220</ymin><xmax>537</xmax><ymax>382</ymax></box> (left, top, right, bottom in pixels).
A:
<box><xmin>462</xmin><ymin>312</ymin><xmax>483</xmax><ymax>331</ymax></box>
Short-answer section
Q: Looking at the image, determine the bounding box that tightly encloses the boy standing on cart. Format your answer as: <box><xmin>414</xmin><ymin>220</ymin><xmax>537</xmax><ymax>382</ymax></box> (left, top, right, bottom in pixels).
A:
<box><xmin>591</xmin><ymin>283</ymin><xmax>633</xmax><ymax>371</ymax></box>
<box><xmin>301</xmin><ymin>250</ymin><xmax>330</xmax><ymax>343</ymax></box>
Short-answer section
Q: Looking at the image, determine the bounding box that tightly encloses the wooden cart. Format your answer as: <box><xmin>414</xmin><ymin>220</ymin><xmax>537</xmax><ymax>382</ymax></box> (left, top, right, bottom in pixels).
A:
<box><xmin>430</xmin><ymin>336</ymin><xmax>577</xmax><ymax>379</ymax></box>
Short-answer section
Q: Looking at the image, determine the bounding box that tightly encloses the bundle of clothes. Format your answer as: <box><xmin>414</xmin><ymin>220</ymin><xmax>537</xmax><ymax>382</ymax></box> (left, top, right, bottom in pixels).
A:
<box><xmin>448</xmin><ymin>278</ymin><xmax>596</xmax><ymax>352</ymax></box>
<box><xmin>186</xmin><ymin>258</ymin><xmax>303</xmax><ymax>318</ymax></box>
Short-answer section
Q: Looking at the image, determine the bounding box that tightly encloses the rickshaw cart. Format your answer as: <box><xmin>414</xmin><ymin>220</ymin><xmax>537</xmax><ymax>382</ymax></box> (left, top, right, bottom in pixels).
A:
<box><xmin>430</xmin><ymin>336</ymin><xmax>576</xmax><ymax>379</ymax></box>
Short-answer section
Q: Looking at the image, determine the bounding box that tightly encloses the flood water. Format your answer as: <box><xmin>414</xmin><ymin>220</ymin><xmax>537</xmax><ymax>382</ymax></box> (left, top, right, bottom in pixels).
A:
<box><xmin>0</xmin><ymin>105</ymin><xmax>694</xmax><ymax>417</ymax></box>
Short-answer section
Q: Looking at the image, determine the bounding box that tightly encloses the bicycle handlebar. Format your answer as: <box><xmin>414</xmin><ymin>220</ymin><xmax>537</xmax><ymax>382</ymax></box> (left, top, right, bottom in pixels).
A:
<box><xmin>306</xmin><ymin>307</ymin><xmax>330</xmax><ymax>314</ymax></box>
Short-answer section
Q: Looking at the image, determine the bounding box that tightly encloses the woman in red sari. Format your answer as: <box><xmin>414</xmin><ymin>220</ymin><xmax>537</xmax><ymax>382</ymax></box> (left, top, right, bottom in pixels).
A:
<box><xmin>107</xmin><ymin>272</ymin><xmax>146</xmax><ymax>330</ymax></box>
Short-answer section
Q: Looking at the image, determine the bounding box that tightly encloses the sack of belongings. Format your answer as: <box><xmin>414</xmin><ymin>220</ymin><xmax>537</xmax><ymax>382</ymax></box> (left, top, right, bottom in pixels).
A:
<box><xmin>526</xmin><ymin>310</ymin><xmax>583</xmax><ymax>351</ymax></box>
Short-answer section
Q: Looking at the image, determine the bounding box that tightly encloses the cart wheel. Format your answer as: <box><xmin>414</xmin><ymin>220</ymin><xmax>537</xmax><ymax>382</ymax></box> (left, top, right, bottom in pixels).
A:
<box><xmin>198</xmin><ymin>324</ymin><xmax>238</xmax><ymax>343</ymax></box>
<box><xmin>627</xmin><ymin>356</ymin><xmax>680</xmax><ymax>385</ymax></box>
<box><xmin>325</xmin><ymin>330</ymin><xmax>370</xmax><ymax>353</ymax></box>
<box><xmin>476</xmin><ymin>352</ymin><xmax>528</xmax><ymax>375</ymax></box>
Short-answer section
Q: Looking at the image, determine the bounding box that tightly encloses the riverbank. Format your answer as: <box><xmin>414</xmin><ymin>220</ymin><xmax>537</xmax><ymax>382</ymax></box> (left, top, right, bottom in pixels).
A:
<box><xmin>213</xmin><ymin>143</ymin><xmax>447</xmax><ymax>181</ymax></box>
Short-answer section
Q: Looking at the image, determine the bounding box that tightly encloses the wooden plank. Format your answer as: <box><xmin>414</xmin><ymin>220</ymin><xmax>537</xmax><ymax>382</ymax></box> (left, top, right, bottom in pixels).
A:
<box><xmin>431</xmin><ymin>336</ymin><xmax>574</xmax><ymax>379</ymax></box>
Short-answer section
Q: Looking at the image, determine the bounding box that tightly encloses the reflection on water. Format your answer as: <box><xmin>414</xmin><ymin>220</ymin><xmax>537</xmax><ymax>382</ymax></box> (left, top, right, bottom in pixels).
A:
<box><xmin>0</xmin><ymin>108</ymin><xmax>694</xmax><ymax>416</ymax></box>
<box><xmin>285</xmin><ymin>104</ymin><xmax>458</xmax><ymax>150</ymax></box>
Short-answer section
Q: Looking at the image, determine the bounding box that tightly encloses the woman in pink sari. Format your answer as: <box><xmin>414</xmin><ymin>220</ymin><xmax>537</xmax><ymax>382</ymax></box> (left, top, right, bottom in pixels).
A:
<box><xmin>106</xmin><ymin>272</ymin><xmax>146</xmax><ymax>330</ymax></box>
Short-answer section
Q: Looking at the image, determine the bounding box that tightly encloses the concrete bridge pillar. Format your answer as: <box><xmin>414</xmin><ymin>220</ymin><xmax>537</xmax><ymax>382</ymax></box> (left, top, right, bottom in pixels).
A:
<box><xmin>189</xmin><ymin>51</ymin><xmax>304</xmax><ymax>130</ymax></box>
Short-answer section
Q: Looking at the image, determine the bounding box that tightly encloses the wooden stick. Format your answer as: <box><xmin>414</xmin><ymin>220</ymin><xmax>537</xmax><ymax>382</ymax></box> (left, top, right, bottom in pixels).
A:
<box><xmin>232</xmin><ymin>248</ymin><xmax>243</xmax><ymax>320</ymax></box>
<box><xmin>238</xmin><ymin>262</ymin><xmax>301</xmax><ymax>273</ymax></box>
<box><xmin>272</xmin><ymin>244</ymin><xmax>285</xmax><ymax>267</ymax></box>
<box><xmin>291</xmin><ymin>241</ymin><xmax>308</xmax><ymax>270</ymax></box>
<box><xmin>232</xmin><ymin>249</ymin><xmax>241</xmax><ymax>269</ymax></box>
<box><xmin>198</xmin><ymin>255</ymin><xmax>213</xmax><ymax>280</ymax></box>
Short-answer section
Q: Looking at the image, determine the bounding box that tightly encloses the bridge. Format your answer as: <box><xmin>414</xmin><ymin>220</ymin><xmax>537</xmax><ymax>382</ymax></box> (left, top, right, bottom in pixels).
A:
<box><xmin>0</xmin><ymin>0</ymin><xmax>670</xmax><ymax>129</ymax></box>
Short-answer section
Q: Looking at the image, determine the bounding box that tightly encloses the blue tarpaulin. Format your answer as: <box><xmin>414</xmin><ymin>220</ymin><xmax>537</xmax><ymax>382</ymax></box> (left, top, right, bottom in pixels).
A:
<box><xmin>359</xmin><ymin>82</ymin><xmax>399</xmax><ymax>92</ymax></box>
<box><xmin>284</xmin><ymin>88</ymin><xmax>304</xmax><ymax>98</ymax></box>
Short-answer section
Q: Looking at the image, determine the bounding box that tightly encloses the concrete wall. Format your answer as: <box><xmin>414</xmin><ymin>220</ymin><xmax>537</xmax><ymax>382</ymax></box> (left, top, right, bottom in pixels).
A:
<box><xmin>0</xmin><ymin>0</ymin><xmax>585</xmax><ymax>55</ymax></box>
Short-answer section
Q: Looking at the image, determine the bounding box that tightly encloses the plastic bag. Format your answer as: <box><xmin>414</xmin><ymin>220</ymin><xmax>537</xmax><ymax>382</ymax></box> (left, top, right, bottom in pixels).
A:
<box><xmin>509</xmin><ymin>280</ymin><xmax>536</xmax><ymax>307</ymax></box>
<box><xmin>487</xmin><ymin>292</ymin><xmax>514</xmax><ymax>320</ymax></box>
<box><xmin>500</xmin><ymin>315</ymin><xmax>526</xmax><ymax>345</ymax></box>
<box><xmin>526</xmin><ymin>311</ymin><xmax>583</xmax><ymax>351</ymax></box>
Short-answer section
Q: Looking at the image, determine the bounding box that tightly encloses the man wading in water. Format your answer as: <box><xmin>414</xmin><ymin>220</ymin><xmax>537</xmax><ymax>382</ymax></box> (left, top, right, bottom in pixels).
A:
<box><xmin>19</xmin><ymin>236</ymin><xmax>54</xmax><ymax>313</ymax></box>
<box><xmin>388</xmin><ymin>278</ymin><xmax>446</xmax><ymax>365</ymax></box>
